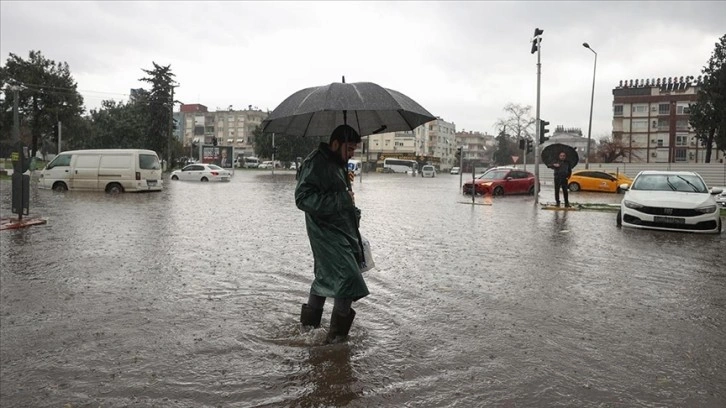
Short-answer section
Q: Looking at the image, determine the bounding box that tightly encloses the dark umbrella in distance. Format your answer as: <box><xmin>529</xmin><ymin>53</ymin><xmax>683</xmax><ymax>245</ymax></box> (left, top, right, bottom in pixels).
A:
<box><xmin>261</xmin><ymin>78</ymin><xmax>436</xmax><ymax>138</ymax></box>
<box><xmin>541</xmin><ymin>143</ymin><xmax>579</xmax><ymax>169</ymax></box>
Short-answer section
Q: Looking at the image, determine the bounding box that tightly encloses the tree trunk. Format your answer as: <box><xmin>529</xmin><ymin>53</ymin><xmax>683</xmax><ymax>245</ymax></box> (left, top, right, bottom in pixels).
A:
<box><xmin>705</xmin><ymin>128</ymin><xmax>715</xmax><ymax>163</ymax></box>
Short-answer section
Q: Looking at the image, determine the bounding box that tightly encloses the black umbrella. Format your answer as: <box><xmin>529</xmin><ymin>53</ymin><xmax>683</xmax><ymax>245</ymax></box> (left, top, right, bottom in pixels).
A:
<box><xmin>261</xmin><ymin>78</ymin><xmax>436</xmax><ymax>137</ymax></box>
<box><xmin>541</xmin><ymin>143</ymin><xmax>579</xmax><ymax>169</ymax></box>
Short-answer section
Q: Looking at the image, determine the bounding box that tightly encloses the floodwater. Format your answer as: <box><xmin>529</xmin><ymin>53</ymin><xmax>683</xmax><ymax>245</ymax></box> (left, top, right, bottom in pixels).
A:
<box><xmin>1</xmin><ymin>170</ymin><xmax>724</xmax><ymax>408</ymax></box>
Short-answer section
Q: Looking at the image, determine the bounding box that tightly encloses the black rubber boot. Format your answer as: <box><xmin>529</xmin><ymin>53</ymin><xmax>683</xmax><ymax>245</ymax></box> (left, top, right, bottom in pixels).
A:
<box><xmin>326</xmin><ymin>308</ymin><xmax>356</xmax><ymax>344</ymax></box>
<box><xmin>300</xmin><ymin>304</ymin><xmax>323</xmax><ymax>328</ymax></box>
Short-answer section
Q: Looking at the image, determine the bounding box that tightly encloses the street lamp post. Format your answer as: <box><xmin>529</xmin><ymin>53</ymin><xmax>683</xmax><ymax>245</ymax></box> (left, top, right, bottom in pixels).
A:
<box><xmin>583</xmin><ymin>42</ymin><xmax>597</xmax><ymax>169</ymax></box>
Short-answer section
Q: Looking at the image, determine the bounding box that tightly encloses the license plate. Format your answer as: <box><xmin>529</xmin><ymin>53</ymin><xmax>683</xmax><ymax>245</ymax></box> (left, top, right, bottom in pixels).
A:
<box><xmin>654</xmin><ymin>216</ymin><xmax>685</xmax><ymax>224</ymax></box>
<box><xmin>148</xmin><ymin>180</ymin><xmax>157</xmax><ymax>186</ymax></box>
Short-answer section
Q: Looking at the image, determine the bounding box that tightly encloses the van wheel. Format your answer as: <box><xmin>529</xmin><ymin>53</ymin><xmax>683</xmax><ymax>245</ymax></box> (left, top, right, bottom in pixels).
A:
<box><xmin>201</xmin><ymin>177</ymin><xmax>209</xmax><ymax>182</ymax></box>
<box><xmin>106</xmin><ymin>183</ymin><xmax>124</xmax><ymax>194</ymax></box>
<box><xmin>52</xmin><ymin>182</ymin><xmax>68</xmax><ymax>192</ymax></box>
<box><xmin>171</xmin><ymin>175</ymin><xmax>179</xmax><ymax>180</ymax></box>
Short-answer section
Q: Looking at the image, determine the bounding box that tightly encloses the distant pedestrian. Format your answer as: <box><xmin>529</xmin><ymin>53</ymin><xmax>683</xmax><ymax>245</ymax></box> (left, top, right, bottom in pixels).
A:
<box><xmin>548</xmin><ymin>151</ymin><xmax>572</xmax><ymax>207</ymax></box>
<box><xmin>295</xmin><ymin>124</ymin><xmax>368</xmax><ymax>344</ymax></box>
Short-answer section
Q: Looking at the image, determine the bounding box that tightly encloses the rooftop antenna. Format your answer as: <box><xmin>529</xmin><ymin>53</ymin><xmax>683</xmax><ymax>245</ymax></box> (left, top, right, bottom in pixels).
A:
<box><xmin>342</xmin><ymin>75</ymin><xmax>345</xmax><ymax>83</ymax></box>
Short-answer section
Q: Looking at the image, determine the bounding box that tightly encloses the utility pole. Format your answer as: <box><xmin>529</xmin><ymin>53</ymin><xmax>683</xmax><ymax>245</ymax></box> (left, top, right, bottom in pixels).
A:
<box><xmin>10</xmin><ymin>84</ymin><xmax>29</xmax><ymax>220</ymax></box>
<box><xmin>532</xmin><ymin>28</ymin><xmax>544</xmax><ymax>204</ymax></box>
<box><xmin>167</xmin><ymin>84</ymin><xmax>177</xmax><ymax>171</ymax></box>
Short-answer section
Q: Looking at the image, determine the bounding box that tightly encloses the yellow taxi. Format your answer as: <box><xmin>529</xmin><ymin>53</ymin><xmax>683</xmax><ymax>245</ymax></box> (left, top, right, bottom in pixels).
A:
<box><xmin>568</xmin><ymin>170</ymin><xmax>633</xmax><ymax>193</ymax></box>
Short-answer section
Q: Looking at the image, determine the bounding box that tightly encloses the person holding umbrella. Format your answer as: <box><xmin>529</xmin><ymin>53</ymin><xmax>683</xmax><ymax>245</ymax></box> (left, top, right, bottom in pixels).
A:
<box><xmin>295</xmin><ymin>124</ymin><xmax>368</xmax><ymax>344</ymax></box>
<box><xmin>548</xmin><ymin>151</ymin><xmax>572</xmax><ymax>207</ymax></box>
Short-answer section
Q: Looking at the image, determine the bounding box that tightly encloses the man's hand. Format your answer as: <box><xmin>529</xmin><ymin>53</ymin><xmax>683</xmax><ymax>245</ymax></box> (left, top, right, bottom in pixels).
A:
<box><xmin>348</xmin><ymin>171</ymin><xmax>355</xmax><ymax>183</ymax></box>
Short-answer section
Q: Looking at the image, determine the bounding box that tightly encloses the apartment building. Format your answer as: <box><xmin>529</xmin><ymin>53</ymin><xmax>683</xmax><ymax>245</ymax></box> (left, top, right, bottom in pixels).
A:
<box><xmin>455</xmin><ymin>130</ymin><xmax>496</xmax><ymax>168</ymax></box>
<box><xmin>179</xmin><ymin>104</ymin><xmax>268</xmax><ymax>157</ymax></box>
<box><xmin>612</xmin><ymin>75</ymin><xmax>721</xmax><ymax>163</ymax></box>
<box><xmin>364</xmin><ymin>117</ymin><xmax>457</xmax><ymax>170</ymax></box>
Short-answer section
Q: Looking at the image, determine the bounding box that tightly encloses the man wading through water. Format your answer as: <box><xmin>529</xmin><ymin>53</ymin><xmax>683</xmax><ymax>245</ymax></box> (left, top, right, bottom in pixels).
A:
<box><xmin>295</xmin><ymin>124</ymin><xmax>368</xmax><ymax>344</ymax></box>
<box><xmin>548</xmin><ymin>150</ymin><xmax>572</xmax><ymax>207</ymax></box>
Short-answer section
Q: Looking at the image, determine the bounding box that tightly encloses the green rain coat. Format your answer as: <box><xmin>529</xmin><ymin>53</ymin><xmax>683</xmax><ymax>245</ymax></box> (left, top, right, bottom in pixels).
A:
<box><xmin>295</xmin><ymin>143</ymin><xmax>369</xmax><ymax>300</ymax></box>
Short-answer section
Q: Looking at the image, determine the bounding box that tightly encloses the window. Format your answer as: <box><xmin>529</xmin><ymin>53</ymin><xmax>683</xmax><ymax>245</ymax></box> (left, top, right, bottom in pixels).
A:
<box><xmin>139</xmin><ymin>154</ymin><xmax>161</xmax><ymax>170</ymax></box>
<box><xmin>613</xmin><ymin>105</ymin><xmax>623</xmax><ymax>116</ymax></box>
<box><xmin>631</xmin><ymin>119</ymin><xmax>648</xmax><ymax>131</ymax></box>
<box><xmin>47</xmin><ymin>154</ymin><xmax>72</xmax><ymax>169</ymax></box>
<box><xmin>632</xmin><ymin>104</ymin><xmax>647</xmax><ymax>114</ymax></box>
<box><xmin>657</xmin><ymin>118</ymin><xmax>669</xmax><ymax>131</ymax></box>
<box><xmin>674</xmin><ymin>148</ymin><xmax>687</xmax><ymax>162</ymax></box>
<box><xmin>659</xmin><ymin>104</ymin><xmax>670</xmax><ymax>115</ymax></box>
<box><xmin>676</xmin><ymin>105</ymin><xmax>691</xmax><ymax>114</ymax></box>
<box><xmin>657</xmin><ymin>139</ymin><xmax>664</xmax><ymax>147</ymax></box>
<box><xmin>676</xmin><ymin>120</ymin><xmax>689</xmax><ymax>131</ymax></box>
<box><xmin>675</xmin><ymin>135</ymin><xmax>688</xmax><ymax>146</ymax></box>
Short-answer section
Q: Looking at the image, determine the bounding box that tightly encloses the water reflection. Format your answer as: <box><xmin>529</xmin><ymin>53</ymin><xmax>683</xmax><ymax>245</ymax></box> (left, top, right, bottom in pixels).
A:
<box><xmin>1</xmin><ymin>173</ymin><xmax>725</xmax><ymax>407</ymax></box>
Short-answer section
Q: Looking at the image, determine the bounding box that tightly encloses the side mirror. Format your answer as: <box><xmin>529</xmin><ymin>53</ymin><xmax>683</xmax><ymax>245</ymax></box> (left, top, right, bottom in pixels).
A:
<box><xmin>619</xmin><ymin>183</ymin><xmax>630</xmax><ymax>191</ymax></box>
<box><xmin>710</xmin><ymin>187</ymin><xmax>723</xmax><ymax>195</ymax></box>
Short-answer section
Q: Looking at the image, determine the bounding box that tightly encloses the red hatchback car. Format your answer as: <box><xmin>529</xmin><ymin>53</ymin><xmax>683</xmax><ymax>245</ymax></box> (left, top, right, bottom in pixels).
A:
<box><xmin>463</xmin><ymin>168</ymin><xmax>536</xmax><ymax>196</ymax></box>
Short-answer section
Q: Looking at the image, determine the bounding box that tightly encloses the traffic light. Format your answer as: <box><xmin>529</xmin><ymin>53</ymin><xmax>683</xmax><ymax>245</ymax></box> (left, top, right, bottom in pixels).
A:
<box><xmin>518</xmin><ymin>139</ymin><xmax>525</xmax><ymax>150</ymax></box>
<box><xmin>455</xmin><ymin>146</ymin><xmax>462</xmax><ymax>161</ymax></box>
<box><xmin>539</xmin><ymin>119</ymin><xmax>550</xmax><ymax>144</ymax></box>
<box><xmin>212</xmin><ymin>137</ymin><xmax>218</xmax><ymax>146</ymax></box>
<box><xmin>527</xmin><ymin>140</ymin><xmax>533</xmax><ymax>154</ymax></box>
<box><xmin>531</xmin><ymin>28</ymin><xmax>544</xmax><ymax>54</ymax></box>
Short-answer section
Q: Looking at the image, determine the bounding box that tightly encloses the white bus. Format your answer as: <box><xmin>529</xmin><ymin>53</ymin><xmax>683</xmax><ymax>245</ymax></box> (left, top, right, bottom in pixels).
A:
<box><xmin>38</xmin><ymin>149</ymin><xmax>162</xmax><ymax>193</ymax></box>
<box><xmin>383</xmin><ymin>158</ymin><xmax>418</xmax><ymax>175</ymax></box>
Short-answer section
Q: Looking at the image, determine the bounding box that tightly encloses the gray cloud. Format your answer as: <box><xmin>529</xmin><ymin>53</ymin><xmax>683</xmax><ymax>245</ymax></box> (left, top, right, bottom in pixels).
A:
<box><xmin>2</xmin><ymin>1</ymin><xmax>724</xmax><ymax>137</ymax></box>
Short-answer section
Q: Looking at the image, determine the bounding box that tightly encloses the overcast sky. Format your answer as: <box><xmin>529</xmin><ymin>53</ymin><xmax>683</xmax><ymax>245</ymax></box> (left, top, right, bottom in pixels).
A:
<box><xmin>2</xmin><ymin>1</ymin><xmax>724</xmax><ymax>139</ymax></box>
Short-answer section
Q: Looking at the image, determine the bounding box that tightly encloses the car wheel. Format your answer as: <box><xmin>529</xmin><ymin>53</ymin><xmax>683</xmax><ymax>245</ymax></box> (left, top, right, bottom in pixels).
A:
<box><xmin>105</xmin><ymin>183</ymin><xmax>124</xmax><ymax>194</ymax></box>
<box><xmin>569</xmin><ymin>182</ymin><xmax>580</xmax><ymax>192</ymax></box>
<box><xmin>616</xmin><ymin>209</ymin><xmax>622</xmax><ymax>228</ymax></box>
<box><xmin>52</xmin><ymin>182</ymin><xmax>68</xmax><ymax>192</ymax></box>
<box><xmin>201</xmin><ymin>177</ymin><xmax>209</xmax><ymax>182</ymax></box>
<box><xmin>171</xmin><ymin>175</ymin><xmax>179</xmax><ymax>180</ymax></box>
<box><xmin>528</xmin><ymin>186</ymin><xmax>535</xmax><ymax>195</ymax></box>
<box><xmin>493</xmin><ymin>186</ymin><xmax>504</xmax><ymax>196</ymax></box>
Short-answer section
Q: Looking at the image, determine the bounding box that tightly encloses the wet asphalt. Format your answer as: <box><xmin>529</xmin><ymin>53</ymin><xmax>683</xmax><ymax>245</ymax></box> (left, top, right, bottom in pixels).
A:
<box><xmin>0</xmin><ymin>170</ymin><xmax>724</xmax><ymax>407</ymax></box>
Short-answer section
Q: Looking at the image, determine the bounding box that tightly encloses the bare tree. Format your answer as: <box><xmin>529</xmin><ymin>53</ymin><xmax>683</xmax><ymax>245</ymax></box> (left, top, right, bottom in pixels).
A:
<box><xmin>494</xmin><ymin>103</ymin><xmax>536</xmax><ymax>140</ymax></box>
<box><xmin>596</xmin><ymin>135</ymin><xmax>641</xmax><ymax>163</ymax></box>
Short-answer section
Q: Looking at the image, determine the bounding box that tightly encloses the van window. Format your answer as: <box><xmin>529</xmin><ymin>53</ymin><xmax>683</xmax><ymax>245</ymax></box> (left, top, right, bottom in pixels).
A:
<box><xmin>47</xmin><ymin>154</ymin><xmax>72</xmax><ymax>169</ymax></box>
<box><xmin>139</xmin><ymin>154</ymin><xmax>161</xmax><ymax>170</ymax></box>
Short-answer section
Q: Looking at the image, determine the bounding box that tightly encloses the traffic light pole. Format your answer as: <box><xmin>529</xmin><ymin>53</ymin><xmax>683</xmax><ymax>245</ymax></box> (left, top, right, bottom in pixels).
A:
<box><xmin>533</xmin><ymin>33</ymin><xmax>542</xmax><ymax>204</ymax></box>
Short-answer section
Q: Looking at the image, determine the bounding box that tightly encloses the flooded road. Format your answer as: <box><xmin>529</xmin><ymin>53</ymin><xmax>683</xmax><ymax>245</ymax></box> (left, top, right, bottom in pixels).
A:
<box><xmin>1</xmin><ymin>171</ymin><xmax>725</xmax><ymax>407</ymax></box>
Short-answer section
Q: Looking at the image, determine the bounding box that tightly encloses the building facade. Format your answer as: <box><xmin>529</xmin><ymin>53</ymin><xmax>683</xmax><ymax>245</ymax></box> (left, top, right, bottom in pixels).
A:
<box><xmin>364</xmin><ymin>117</ymin><xmax>457</xmax><ymax>170</ymax></box>
<box><xmin>612</xmin><ymin>76</ymin><xmax>722</xmax><ymax>163</ymax></box>
<box><xmin>179</xmin><ymin>104</ymin><xmax>267</xmax><ymax>158</ymax></box>
<box><xmin>542</xmin><ymin>126</ymin><xmax>589</xmax><ymax>161</ymax></box>
<box><xmin>455</xmin><ymin>130</ymin><xmax>495</xmax><ymax>169</ymax></box>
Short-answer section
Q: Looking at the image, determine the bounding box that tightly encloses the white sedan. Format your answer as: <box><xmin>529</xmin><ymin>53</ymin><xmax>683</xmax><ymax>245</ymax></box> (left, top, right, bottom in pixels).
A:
<box><xmin>170</xmin><ymin>163</ymin><xmax>232</xmax><ymax>182</ymax></box>
<box><xmin>617</xmin><ymin>170</ymin><xmax>722</xmax><ymax>234</ymax></box>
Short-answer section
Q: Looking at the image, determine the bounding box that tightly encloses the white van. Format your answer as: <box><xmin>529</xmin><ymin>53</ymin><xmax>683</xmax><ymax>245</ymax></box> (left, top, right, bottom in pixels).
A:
<box><xmin>347</xmin><ymin>159</ymin><xmax>362</xmax><ymax>176</ymax></box>
<box><xmin>39</xmin><ymin>149</ymin><xmax>163</xmax><ymax>193</ymax></box>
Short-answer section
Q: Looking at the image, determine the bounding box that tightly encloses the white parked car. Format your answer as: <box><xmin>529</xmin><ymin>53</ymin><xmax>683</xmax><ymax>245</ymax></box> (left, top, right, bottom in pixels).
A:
<box><xmin>617</xmin><ymin>171</ymin><xmax>722</xmax><ymax>234</ymax></box>
<box><xmin>450</xmin><ymin>167</ymin><xmax>460</xmax><ymax>175</ymax></box>
<box><xmin>170</xmin><ymin>163</ymin><xmax>232</xmax><ymax>182</ymax></box>
<box><xmin>421</xmin><ymin>165</ymin><xmax>436</xmax><ymax>178</ymax></box>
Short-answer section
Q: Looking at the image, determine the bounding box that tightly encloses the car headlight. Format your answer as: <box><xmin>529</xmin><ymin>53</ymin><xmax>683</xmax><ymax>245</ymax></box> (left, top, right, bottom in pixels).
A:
<box><xmin>695</xmin><ymin>205</ymin><xmax>717</xmax><ymax>214</ymax></box>
<box><xmin>623</xmin><ymin>200</ymin><xmax>644</xmax><ymax>209</ymax></box>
